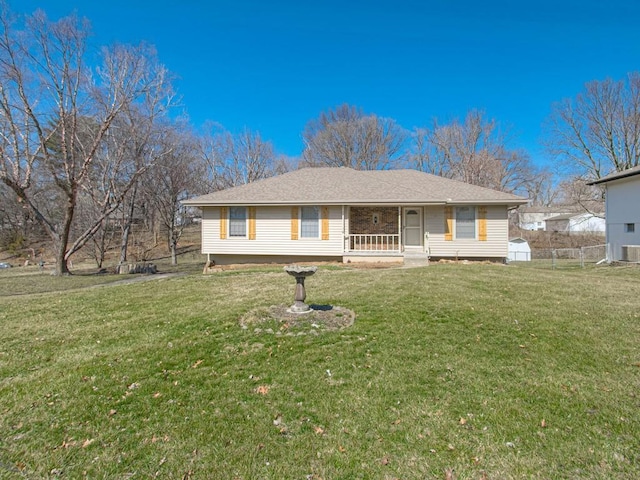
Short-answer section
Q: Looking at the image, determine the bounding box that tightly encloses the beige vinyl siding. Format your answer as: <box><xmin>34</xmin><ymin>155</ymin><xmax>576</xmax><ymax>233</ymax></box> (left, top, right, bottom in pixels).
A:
<box><xmin>201</xmin><ymin>205</ymin><xmax>344</xmax><ymax>256</ymax></box>
<box><xmin>202</xmin><ymin>206</ymin><xmax>221</xmax><ymax>251</ymax></box>
<box><xmin>426</xmin><ymin>205</ymin><xmax>508</xmax><ymax>258</ymax></box>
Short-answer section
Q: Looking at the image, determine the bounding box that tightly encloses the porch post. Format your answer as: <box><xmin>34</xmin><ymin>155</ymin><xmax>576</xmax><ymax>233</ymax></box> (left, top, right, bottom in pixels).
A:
<box><xmin>398</xmin><ymin>207</ymin><xmax>402</xmax><ymax>252</ymax></box>
<box><xmin>342</xmin><ymin>205</ymin><xmax>346</xmax><ymax>252</ymax></box>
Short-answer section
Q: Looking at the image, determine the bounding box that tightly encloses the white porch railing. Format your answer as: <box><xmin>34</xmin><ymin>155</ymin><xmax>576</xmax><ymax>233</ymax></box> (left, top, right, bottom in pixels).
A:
<box><xmin>348</xmin><ymin>234</ymin><xmax>400</xmax><ymax>252</ymax></box>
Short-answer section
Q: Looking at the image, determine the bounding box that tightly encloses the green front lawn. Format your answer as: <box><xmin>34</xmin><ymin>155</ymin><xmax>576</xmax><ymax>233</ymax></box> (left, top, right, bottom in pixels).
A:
<box><xmin>0</xmin><ymin>264</ymin><xmax>638</xmax><ymax>479</ymax></box>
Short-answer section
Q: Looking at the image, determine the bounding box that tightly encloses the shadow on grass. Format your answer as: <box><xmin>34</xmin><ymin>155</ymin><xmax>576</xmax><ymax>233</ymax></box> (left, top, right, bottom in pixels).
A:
<box><xmin>310</xmin><ymin>304</ymin><xmax>333</xmax><ymax>311</ymax></box>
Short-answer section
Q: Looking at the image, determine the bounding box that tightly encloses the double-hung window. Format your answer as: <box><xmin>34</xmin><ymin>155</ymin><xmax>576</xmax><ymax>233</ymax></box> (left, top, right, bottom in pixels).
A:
<box><xmin>229</xmin><ymin>207</ymin><xmax>247</xmax><ymax>237</ymax></box>
<box><xmin>455</xmin><ymin>206</ymin><xmax>476</xmax><ymax>239</ymax></box>
<box><xmin>300</xmin><ymin>206</ymin><xmax>320</xmax><ymax>238</ymax></box>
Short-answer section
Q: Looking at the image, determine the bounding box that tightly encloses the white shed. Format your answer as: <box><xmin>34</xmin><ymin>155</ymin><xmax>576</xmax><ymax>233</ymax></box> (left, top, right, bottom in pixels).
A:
<box><xmin>508</xmin><ymin>237</ymin><xmax>531</xmax><ymax>262</ymax></box>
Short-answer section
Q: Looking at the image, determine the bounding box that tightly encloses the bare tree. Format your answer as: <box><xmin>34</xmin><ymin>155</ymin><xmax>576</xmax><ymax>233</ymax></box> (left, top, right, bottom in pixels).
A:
<box><xmin>302</xmin><ymin>104</ymin><xmax>406</xmax><ymax>170</ymax></box>
<box><xmin>143</xmin><ymin>123</ymin><xmax>203</xmax><ymax>265</ymax></box>
<box><xmin>521</xmin><ymin>168</ymin><xmax>560</xmax><ymax>207</ymax></box>
<box><xmin>0</xmin><ymin>8</ymin><xmax>174</xmax><ymax>274</ymax></box>
<box><xmin>410</xmin><ymin>110</ymin><xmax>537</xmax><ymax>194</ymax></box>
<box><xmin>408</xmin><ymin>127</ymin><xmax>449</xmax><ymax>177</ymax></box>
<box><xmin>546</xmin><ymin>73</ymin><xmax>640</xmax><ymax>181</ymax></box>
<box><xmin>0</xmin><ymin>182</ymin><xmax>35</xmax><ymax>248</ymax></box>
<box><xmin>217</xmin><ymin>129</ymin><xmax>278</xmax><ymax>187</ymax></box>
<box><xmin>554</xmin><ymin>176</ymin><xmax>605</xmax><ymax>215</ymax></box>
<box><xmin>199</xmin><ymin>125</ymin><xmax>282</xmax><ymax>190</ymax></box>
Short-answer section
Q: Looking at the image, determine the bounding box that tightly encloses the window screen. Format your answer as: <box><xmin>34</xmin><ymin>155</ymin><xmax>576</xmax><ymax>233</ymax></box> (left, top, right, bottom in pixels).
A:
<box><xmin>229</xmin><ymin>207</ymin><xmax>247</xmax><ymax>237</ymax></box>
<box><xmin>456</xmin><ymin>207</ymin><xmax>476</xmax><ymax>239</ymax></box>
<box><xmin>300</xmin><ymin>206</ymin><xmax>319</xmax><ymax>238</ymax></box>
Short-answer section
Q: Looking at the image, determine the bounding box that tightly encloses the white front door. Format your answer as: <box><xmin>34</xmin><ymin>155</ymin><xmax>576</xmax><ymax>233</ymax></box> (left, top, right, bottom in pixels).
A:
<box><xmin>403</xmin><ymin>207</ymin><xmax>422</xmax><ymax>248</ymax></box>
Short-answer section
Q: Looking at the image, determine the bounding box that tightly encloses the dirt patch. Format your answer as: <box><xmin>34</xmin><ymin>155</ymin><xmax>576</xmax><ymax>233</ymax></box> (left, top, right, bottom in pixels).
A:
<box><xmin>240</xmin><ymin>304</ymin><xmax>356</xmax><ymax>336</ymax></box>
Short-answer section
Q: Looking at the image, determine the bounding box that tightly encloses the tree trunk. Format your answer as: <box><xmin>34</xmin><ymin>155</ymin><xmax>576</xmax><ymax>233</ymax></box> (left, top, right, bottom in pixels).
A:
<box><xmin>119</xmin><ymin>184</ymin><xmax>138</xmax><ymax>266</ymax></box>
<box><xmin>167</xmin><ymin>222</ymin><xmax>178</xmax><ymax>265</ymax></box>
<box><xmin>170</xmin><ymin>239</ymin><xmax>177</xmax><ymax>265</ymax></box>
<box><xmin>54</xmin><ymin>200</ymin><xmax>75</xmax><ymax>276</ymax></box>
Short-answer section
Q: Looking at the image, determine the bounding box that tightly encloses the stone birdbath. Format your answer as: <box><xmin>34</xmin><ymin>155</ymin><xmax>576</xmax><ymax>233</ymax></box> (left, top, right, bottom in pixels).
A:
<box><xmin>284</xmin><ymin>265</ymin><xmax>317</xmax><ymax>313</ymax></box>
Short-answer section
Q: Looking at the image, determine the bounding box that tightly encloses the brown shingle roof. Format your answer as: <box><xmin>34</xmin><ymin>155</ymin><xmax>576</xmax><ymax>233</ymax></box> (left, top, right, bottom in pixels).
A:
<box><xmin>183</xmin><ymin>167</ymin><xmax>528</xmax><ymax>206</ymax></box>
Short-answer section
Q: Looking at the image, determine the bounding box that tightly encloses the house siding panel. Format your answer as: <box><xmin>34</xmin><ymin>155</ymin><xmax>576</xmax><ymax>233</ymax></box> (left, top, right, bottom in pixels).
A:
<box><xmin>426</xmin><ymin>205</ymin><xmax>508</xmax><ymax>258</ymax></box>
<box><xmin>202</xmin><ymin>206</ymin><xmax>344</xmax><ymax>258</ymax></box>
<box><xmin>605</xmin><ymin>176</ymin><xmax>640</xmax><ymax>260</ymax></box>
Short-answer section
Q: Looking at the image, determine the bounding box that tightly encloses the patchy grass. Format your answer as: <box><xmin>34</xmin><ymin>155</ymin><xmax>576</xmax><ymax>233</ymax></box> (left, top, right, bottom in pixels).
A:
<box><xmin>0</xmin><ymin>267</ymin><xmax>130</xmax><ymax>297</ymax></box>
<box><xmin>0</xmin><ymin>264</ymin><xmax>638</xmax><ymax>479</ymax></box>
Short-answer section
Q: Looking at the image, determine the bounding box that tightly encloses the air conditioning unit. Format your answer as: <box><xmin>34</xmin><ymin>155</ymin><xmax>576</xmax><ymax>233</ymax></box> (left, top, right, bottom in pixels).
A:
<box><xmin>621</xmin><ymin>245</ymin><xmax>640</xmax><ymax>262</ymax></box>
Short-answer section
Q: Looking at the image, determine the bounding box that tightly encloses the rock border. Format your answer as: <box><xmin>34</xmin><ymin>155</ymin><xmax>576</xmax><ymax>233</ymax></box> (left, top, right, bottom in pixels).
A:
<box><xmin>239</xmin><ymin>304</ymin><xmax>355</xmax><ymax>336</ymax></box>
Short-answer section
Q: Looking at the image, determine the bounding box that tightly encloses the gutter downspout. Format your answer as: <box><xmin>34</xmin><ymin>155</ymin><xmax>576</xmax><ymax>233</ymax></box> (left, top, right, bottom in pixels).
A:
<box><xmin>605</xmin><ymin>185</ymin><xmax>612</xmax><ymax>262</ymax></box>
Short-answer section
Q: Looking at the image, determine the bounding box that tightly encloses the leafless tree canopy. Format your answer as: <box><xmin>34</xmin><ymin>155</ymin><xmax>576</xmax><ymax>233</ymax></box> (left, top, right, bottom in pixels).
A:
<box><xmin>546</xmin><ymin>73</ymin><xmax>640</xmax><ymax>180</ymax></box>
<box><xmin>199</xmin><ymin>126</ymin><xmax>283</xmax><ymax>191</ymax></box>
<box><xmin>142</xmin><ymin>123</ymin><xmax>203</xmax><ymax>265</ymax></box>
<box><xmin>409</xmin><ymin>110</ymin><xmax>536</xmax><ymax>194</ymax></box>
<box><xmin>302</xmin><ymin>104</ymin><xmax>406</xmax><ymax>170</ymax></box>
<box><xmin>0</xmin><ymin>7</ymin><xmax>175</xmax><ymax>274</ymax></box>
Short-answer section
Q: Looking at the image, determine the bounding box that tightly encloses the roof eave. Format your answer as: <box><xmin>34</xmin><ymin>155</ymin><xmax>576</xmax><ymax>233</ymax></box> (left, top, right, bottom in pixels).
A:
<box><xmin>183</xmin><ymin>199</ymin><xmax>528</xmax><ymax>207</ymax></box>
<box><xmin>587</xmin><ymin>169</ymin><xmax>640</xmax><ymax>185</ymax></box>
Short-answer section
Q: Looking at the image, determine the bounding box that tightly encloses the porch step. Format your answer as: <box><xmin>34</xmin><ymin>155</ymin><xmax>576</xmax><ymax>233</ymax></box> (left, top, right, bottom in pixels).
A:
<box><xmin>403</xmin><ymin>251</ymin><xmax>429</xmax><ymax>267</ymax></box>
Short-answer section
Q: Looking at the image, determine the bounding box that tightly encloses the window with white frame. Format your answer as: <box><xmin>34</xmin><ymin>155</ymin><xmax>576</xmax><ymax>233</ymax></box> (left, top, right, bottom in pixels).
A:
<box><xmin>625</xmin><ymin>223</ymin><xmax>635</xmax><ymax>233</ymax></box>
<box><xmin>229</xmin><ymin>207</ymin><xmax>247</xmax><ymax>237</ymax></box>
<box><xmin>456</xmin><ymin>206</ymin><xmax>476</xmax><ymax>239</ymax></box>
<box><xmin>300</xmin><ymin>206</ymin><xmax>320</xmax><ymax>238</ymax></box>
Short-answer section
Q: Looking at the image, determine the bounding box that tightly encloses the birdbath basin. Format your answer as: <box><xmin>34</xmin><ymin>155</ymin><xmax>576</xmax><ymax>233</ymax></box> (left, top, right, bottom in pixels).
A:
<box><xmin>284</xmin><ymin>265</ymin><xmax>317</xmax><ymax>313</ymax></box>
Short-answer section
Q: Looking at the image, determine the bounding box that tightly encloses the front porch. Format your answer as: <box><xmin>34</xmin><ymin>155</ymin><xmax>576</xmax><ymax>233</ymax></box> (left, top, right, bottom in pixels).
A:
<box><xmin>345</xmin><ymin>206</ymin><xmax>427</xmax><ymax>252</ymax></box>
<box><xmin>343</xmin><ymin>206</ymin><xmax>429</xmax><ymax>265</ymax></box>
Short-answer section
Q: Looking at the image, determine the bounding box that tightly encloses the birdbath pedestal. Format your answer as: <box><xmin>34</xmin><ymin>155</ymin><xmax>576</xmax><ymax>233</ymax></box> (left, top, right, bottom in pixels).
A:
<box><xmin>284</xmin><ymin>265</ymin><xmax>317</xmax><ymax>313</ymax></box>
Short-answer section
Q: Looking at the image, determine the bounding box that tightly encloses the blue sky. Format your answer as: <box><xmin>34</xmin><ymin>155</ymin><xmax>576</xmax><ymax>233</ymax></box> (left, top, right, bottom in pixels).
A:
<box><xmin>11</xmin><ymin>1</ymin><xmax>640</xmax><ymax>164</ymax></box>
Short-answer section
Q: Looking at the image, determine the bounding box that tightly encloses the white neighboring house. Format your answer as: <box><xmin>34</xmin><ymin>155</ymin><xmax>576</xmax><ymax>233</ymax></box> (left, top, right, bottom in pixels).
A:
<box><xmin>588</xmin><ymin>166</ymin><xmax>640</xmax><ymax>262</ymax></box>
<box><xmin>508</xmin><ymin>237</ymin><xmax>531</xmax><ymax>262</ymax></box>
<box><xmin>517</xmin><ymin>206</ymin><xmax>574</xmax><ymax>231</ymax></box>
<box><xmin>544</xmin><ymin>212</ymin><xmax>606</xmax><ymax>233</ymax></box>
<box><xmin>183</xmin><ymin>167</ymin><xmax>528</xmax><ymax>266</ymax></box>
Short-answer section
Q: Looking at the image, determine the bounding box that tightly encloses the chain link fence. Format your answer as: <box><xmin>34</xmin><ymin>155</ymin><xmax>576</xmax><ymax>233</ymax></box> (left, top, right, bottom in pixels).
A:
<box><xmin>528</xmin><ymin>244</ymin><xmax>607</xmax><ymax>269</ymax></box>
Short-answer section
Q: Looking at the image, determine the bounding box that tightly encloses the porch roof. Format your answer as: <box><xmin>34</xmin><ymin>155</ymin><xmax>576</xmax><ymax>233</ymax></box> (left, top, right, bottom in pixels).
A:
<box><xmin>184</xmin><ymin>167</ymin><xmax>528</xmax><ymax>207</ymax></box>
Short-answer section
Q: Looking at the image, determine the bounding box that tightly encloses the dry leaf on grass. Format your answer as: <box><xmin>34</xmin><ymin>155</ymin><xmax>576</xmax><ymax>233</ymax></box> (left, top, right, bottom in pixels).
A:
<box><xmin>255</xmin><ymin>385</ymin><xmax>270</xmax><ymax>395</ymax></box>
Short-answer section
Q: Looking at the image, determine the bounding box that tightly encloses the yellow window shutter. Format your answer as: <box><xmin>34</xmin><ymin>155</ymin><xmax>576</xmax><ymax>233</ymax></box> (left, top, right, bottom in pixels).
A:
<box><xmin>220</xmin><ymin>207</ymin><xmax>227</xmax><ymax>240</ymax></box>
<box><xmin>478</xmin><ymin>206</ymin><xmax>487</xmax><ymax>241</ymax></box>
<box><xmin>248</xmin><ymin>207</ymin><xmax>256</xmax><ymax>240</ymax></box>
<box><xmin>291</xmin><ymin>206</ymin><xmax>299</xmax><ymax>240</ymax></box>
<box><xmin>444</xmin><ymin>206</ymin><xmax>453</xmax><ymax>241</ymax></box>
<box><xmin>321</xmin><ymin>206</ymin><xmax>330</xmax><ymax>240</ymax></box>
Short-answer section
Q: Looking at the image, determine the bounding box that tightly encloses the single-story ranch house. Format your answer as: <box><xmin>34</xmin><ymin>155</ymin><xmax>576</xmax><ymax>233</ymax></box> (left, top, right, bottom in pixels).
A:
<box><xmin>183</xmin><ymin>167</ymin><xmax>528</xmax><ymax>266</ymax></box>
